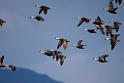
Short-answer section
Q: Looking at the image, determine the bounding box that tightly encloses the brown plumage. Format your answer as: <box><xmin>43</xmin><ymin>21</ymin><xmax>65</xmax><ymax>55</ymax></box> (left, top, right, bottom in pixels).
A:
<box><xmin>72</xmin><ymin>40</ymin><xmax>87</xmax><ymax>49</ymax></box>
<box><xmin>0</xmin><ymin>55</ymin><xmax>4</xmax><ymax>66</ymax></box>
<box><xmin>51</xmin><ymin>50</ymin><xmax>62</xmax><ymax>61</ymax></box>
<box><xmin>93</xmin><ymin>55</ymin><xmax>109</xmax><ymax>63</ymax></box>
<box><xmin>92</xmin><ymin>16</ymin><xmax>104</xmax><ymax>25</ymax></box>
<box><xmin>8</xmin><ymin>65</ymin><xmax>16</xmax><ymax>71</ymax></box>
<box><xmin>105</xmin><ymin>34</ymin><xmax>120</xmax><ymax>50</ymax></box>
<box><xmin>59</xmin><ymin>55</ymin><xmax>66</xmax><ymax>66</ymax></box>
<box><xmin>0</xmin><ymin>19</ymin><xmax>6</xmax><ymax>26</ymax></box>
<box><xmin>0</xmin><ymin>55</ymin><xmax>16</xmax><ymax>71</ymax></box>
<box><xmin>76</xmin><ymin>16</ymin><xmax>91</xmax><ymax>27</ymax></box>
<box><xmin>104</xmin><ymin>25</ymin><xmax>113</xmax><ymax>36</ymax></box>
<box><xmin>110</xmin><ymin>20</ymin><xmax>121</xmax><ymax>32</ymax></box>
<box><xmin>103</xmin><ymin>0</ymin><xmax>118</xmax><ymax>14</ymax></box>
<box><xmin>35</xmin><ymin>5</ymin><xmax>50</xmax><ymax>15</ymax></box>
<box><xmin>95</xmin><ymin>24</ymin><xmax>105</xmax><ymax>35</ymax></box>
<box><xmin>30</xmin><ymin>16</ymin><xmax>44</xmax><ymax>22</ymax></box>
<box><xmin>54</xmin><ymin>38</ymin><xmax>70</xmax><ymax>50</ymax></box>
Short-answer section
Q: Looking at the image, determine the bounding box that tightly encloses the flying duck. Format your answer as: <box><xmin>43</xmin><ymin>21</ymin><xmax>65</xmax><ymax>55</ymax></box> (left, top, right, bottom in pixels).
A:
<box><xmin>39</xmin><ymin>50</ymin><xmax>55</xmax><ymax>58</ymax></box>
<box><xmin>93</xmin><ymin>55</ymin><xmax>109</xmax><ymax>63</ymax></box>
<box><xmin>109</xmin><ymin>20</ymin><xmax>121</xmax><ymax>32</ymax></box>
<box><xmin>54</xmin><ymin>37</ymin><xmax>70</xmax><ymax>50</ymax></box>
<box><xmin>35</xmin><ymin>5</ymin><xmax>50</xmax><ymax>15</ymax></box>
<box><xmin>30</xmin><ymin>15</ymin><xmax>44</xmax><ymax>22</ymax></box>
<box><xmin>72</xmin><ymin>40</ymin><xmax>87</xmax><ymax>49</ymax></box>
<box><xmin>0</xmin><ymin>55</ymin><xmax>16</xmax><ymax>71</ymax></box>
<box><xmin>115</xmin><ymin>0</ymin><xmax>122</xmax><ymax>5</ymax></box>
<box><xmin>76</xmin><ymin>16</ymin><xmax>91</xmax><ymax>27</ymax></box>
<box><xmin>105</xmin><ymin>34</ymin><xmax>120</xmax><ymax>50</ymax></box>
<box><xmin>103</xmin><ymin>0</ymin><xmax>118</xmax><ymax>14</ymax></box>
<box><xmin>0</xmin><ymin>18</ymin><xmax>6</xmax><ymax>26</ymax></box>
<box><xmin>83</xmin><ymin>28</ymin><xmax>97</xmax><ymax>33</ymax></box>
<box><xmin>8</xmin><ymin>65</ymin><xmax>16</xmax><ymax>71</ymax></box>
<box><xmin>103</xmin><ymin>25</ymin><xmax>113</xmax><ymax>36</ymax></box>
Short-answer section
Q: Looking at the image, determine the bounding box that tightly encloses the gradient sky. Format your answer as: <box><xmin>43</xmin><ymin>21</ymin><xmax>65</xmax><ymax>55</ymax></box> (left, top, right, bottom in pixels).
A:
<box><xmin>0</xmin><ymin>0</ymin><xmax>124</xmax><ymax>83</ymax></box>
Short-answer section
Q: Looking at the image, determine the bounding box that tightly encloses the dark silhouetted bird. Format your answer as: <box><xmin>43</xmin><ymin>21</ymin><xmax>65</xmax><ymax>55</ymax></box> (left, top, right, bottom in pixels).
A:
<box><xmin>93</xmin><ymin>55</ymin><xmax>109</xmax><ymax>63</ymax></box>
<box><xmin>103</xmin><ymin>0</ymin><xmax>118</xmax><ymax>14</ymax></box>
<box><xmin>35</xmin><ymin>5</ymin><xmax>50</xmax><ymax>14</ymax></box>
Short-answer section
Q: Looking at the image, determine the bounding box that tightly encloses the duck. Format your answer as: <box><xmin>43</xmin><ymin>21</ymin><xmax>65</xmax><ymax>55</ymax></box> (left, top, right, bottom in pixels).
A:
<box><xmin>103</xmin><ymin>25</ymin><xmax>113</xmax><ymax>36</ymax></box>
<box><xmin>72</xmin><ymin>40</ymin><xmax>87</xmax><ymax>49</ymax></box>
<box><xmin>0</xmin><ymin>55</ymin><xmax>16</xmax><ymax>71</ymax></box>
<box><xmin>8</xmin><ymin>65</ymin><xmax>16</xmax><ymax>71</ymax></box>
<box><xmin>54</xmin><ymin>37</ymin><xmax>70</xmax><ymax>50</ymax></box>
<box><xmin>115</xmin><ymin>0</ymin><xmax>122</xmax><ymax>5</ymax></box>
<box><xmin>39</xmin><ymin>50</ymin><xmax>54</xmax><ymax>57</ymax></box>
<box><xmin>0</xmin><ymin>18</ymin><xmax>6</xmax><ymax>26</ymax></box>
<box><xmin>35</xmin><ymin>5</ymin><xmax>50</xmax><ymax>15</ymax></box>
<box><xmin>83</xmin><ymin>28</ymin><xmax>97</xmax><ymax>33</ymax></box>
<box><xmin>93</xmin><ymin>55</ymin><xmax>109</xmax><ymax>63</ymax></box>
<box><xmin>105</xmin><ymin>34</ymin><xmax>120</xmax><ymax>50</ymax></box>
<box><xmin>30</xmin><ymin>15</ymin><xmax>44</xmax><ymax>22</ymax></box>
<box><xmin>103</xmin><ymin>0</ymin><xmax>118</xmax><ymax>14</ymax></box>
<box><xmin>109</xmin><ymin>20</ymin><xmax>121</xmax><ymax>32</ymax></box>
<box><xmin>76</xmin><ymin>16</ymin><xmax>91</xmax><ymax>27</ymax></box>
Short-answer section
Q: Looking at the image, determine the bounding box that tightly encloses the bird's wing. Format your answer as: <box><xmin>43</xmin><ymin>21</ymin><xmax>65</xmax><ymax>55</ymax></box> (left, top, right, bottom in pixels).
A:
<box><xmin>111</xmin><ymin>41</ymin><xmax>116</xmax><ymax>50</ymax></box>
<box><xmin>57</xmin><ymin>40</ymin><xmax>63</xmax><ymax>49</ymax></box>
<box><xmin>114</xmin><ymin>22</ymin><xmax>119</xmax><ymax>32</ymax></box>
<box><xmin>63</xmin><ymin>40</ymin><xmax>68</xmax><ymax>50</ymax></box>
<box><xmin>44</xmin><ymin>9</ymin><xmax>48</xmax><ymax>14</ymax></box>
<box><xmin>77</xmin><ymin>40</ymin><xmax>82</xmax><ymax>46</ymax></box>
<box><xmin>109</xmin><ymin>0</ymin><xmax>113</xmax><ymax>9</ymax></box>
<box><xmin>111</xmin><ymin>34</ymin><xmax>120</xmax><ymax>39</ymax></box>
<box><xmin>84</xmin><ymin>17</ymin><xmax>91</xmax><ymax>23</ymax></box>
<box><xmin>100</xmin><ymin>55</ymin><xmax>109</xmax><ymax>60</ymax></box>
<box><xmin>39</xmin><ymin>8</ymin><xmax>43</xmax><ymax>14</ymax></box>
<box><xmin>0</xmin><ymin>55</ymin><xmax>4</xmax><ymax>65</ymax></box>
<box><xmin>43</xmin><ymin>7</ymin><xmax>50</xmax><ymax>14</ymax></box>
<box><xmin>119</xmin><ymin>0</ymin><xmax>122</xmax><ymax>5</ymax></box>
<box><xmin>60</xmin><ymin>58</ymin><xmax>64</xmax><ymax>66</ymax></box>
<box><xmin>98</xmin><ymin>25</ymin><xmax>105</xmax><ymax>35</ymax></box>
<box><xmin>77</xmin><ymin>19</ymin><xmax>84</xmax><ymax>26</ymax></box>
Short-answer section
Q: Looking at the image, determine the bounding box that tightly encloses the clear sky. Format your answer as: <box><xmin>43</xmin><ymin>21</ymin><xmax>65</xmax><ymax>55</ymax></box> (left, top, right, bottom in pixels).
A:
<box><xmin>0</xmin><ymin>0</ymin><xmax>124</xmax><ymax>83</ymax></box>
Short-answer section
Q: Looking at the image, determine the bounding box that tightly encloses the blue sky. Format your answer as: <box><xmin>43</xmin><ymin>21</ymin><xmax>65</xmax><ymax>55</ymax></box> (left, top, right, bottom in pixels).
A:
<box><xmin>0</xmin><ymin>0</ymin><xmax>124</xmax><ymax>83</ymax></box>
